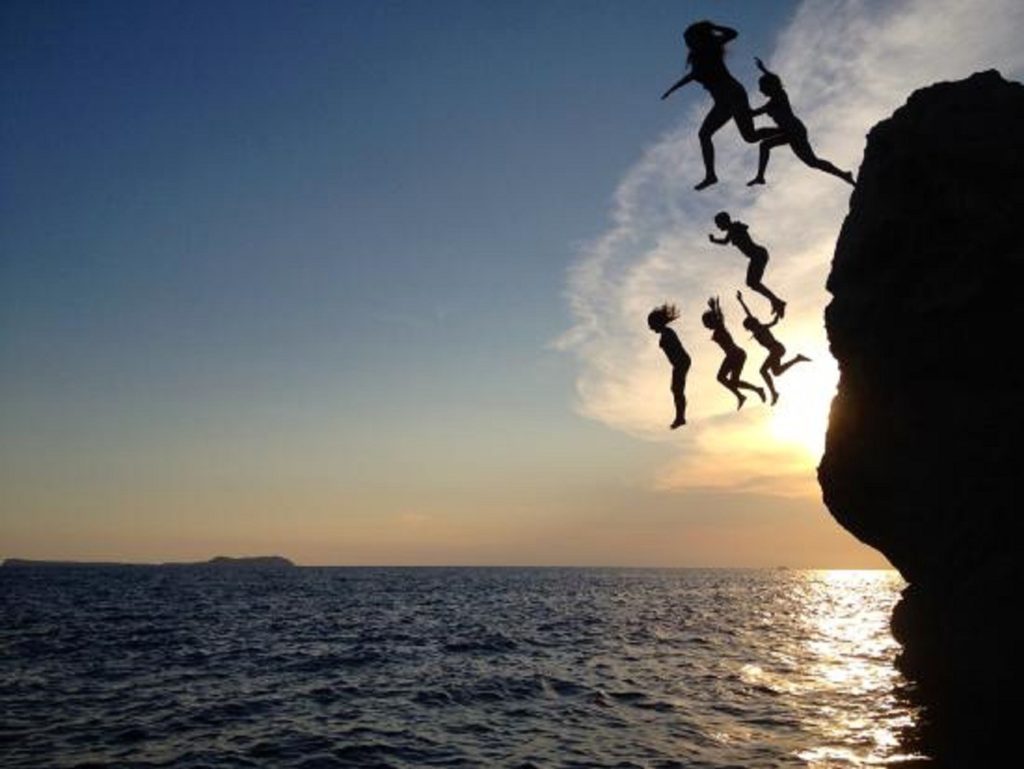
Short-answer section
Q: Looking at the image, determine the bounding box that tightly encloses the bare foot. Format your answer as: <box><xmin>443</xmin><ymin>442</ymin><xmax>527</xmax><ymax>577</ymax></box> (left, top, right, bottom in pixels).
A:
<box><xmin>670</xmin><ymin>417</ymin><xmax>686</xmax><ymax>430</ymax></box>
<box><xmin>773</xmin><ymin>301</ymin><xmax>786</xmax><ymax>319</ymax></box>
<box><xmin>695</xmin><ymin>175</ymin><xmax>718</xmax><ymax>191</ymax></box>
<box><xmin>770</xmin><ymin>391</ymin><xmax>779</xmax><ymax>406</ymax></box>
<box><xmin>795</xmin><ymin>354</ymin><xmax>811</xmax><ymax>363</ymax></box>
<box><xmin>736</xmin><ymin>394</ymin><xmax>747</xmax><ymax>411</ymax></box>
<box><xmin>747</xmin><ymin>177</ymin><xmax>765</xmax><ymax>187</ymax></box>
<box><xmin>755</xmin><ymin>387</ymin><xmax>766</xmax><ymax>402</ymax></box>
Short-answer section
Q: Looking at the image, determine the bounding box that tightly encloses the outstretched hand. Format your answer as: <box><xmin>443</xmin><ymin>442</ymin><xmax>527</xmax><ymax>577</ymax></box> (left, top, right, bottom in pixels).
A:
<box><xmin>708</xmin><ymin>234</ymin><xmax>715</xmax><ymax>242</ymax></box>
<box><xmin>735</xmin><ymin>290</ymin><xmax>743</xmax><ymax>301</ymax></box>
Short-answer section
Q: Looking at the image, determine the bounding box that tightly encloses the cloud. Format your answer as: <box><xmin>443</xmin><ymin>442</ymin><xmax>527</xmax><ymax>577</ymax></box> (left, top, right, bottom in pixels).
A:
<box><xmin>559</xmin><ymin>0</ymin><xmax>1024</xmax><ymax>495</ymax></box>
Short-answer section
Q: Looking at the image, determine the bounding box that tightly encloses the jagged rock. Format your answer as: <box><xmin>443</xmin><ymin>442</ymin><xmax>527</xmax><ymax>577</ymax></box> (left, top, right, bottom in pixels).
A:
<box><xmin>819</xmin><ymin>70</ymin><xmax>1024</xmax><ymax>759</ymax></box>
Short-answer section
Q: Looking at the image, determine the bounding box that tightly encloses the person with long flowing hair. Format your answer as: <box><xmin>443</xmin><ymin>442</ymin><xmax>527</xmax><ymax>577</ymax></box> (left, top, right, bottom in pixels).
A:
<box><xmin>661</xmin><ymin>21</ymin><xmax>779</xmax><ymax>190</ymax></box>
<box><xmin>648</xmin><ymin>303</ymin><xmax>691</xmax><ymax>429</ymax></box>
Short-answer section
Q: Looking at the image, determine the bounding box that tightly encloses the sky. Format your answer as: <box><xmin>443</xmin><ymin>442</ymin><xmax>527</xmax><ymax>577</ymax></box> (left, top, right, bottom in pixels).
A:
<box><xmin>2</xmin><ymin>0</ymin><xmax>1022</xmax><ymax>567</ymax></box>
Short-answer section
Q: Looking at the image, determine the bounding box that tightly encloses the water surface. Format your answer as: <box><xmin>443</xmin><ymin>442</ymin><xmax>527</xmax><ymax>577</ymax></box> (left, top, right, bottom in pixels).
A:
<box><xmin>1</xmin><ymin>567</ymin><xmax>922</xmax><ymax>767</ymax></box>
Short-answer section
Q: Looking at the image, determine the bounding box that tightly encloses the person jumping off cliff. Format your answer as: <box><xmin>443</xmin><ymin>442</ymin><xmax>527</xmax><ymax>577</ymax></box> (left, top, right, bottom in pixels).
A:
<box><xmin>709</xmin><ymin>211</ymin><xmax>786</xmax><ymax>318</ymax></box>
<box><xmin>747</xmin><ymin>57</ymin><xmax>855</xmax><ymax>187</ymax></box>
<box><xmin>701</xmin><ymin>297</ymin><xmax>765</xmax><ymax>410</ymax></box>
<box><xmin>736</xmin><ymin>290</ymin><xmax>810</xmax><ymax>405</ymax></box>
<box><xmin>660</xmin><ymin>21</ymin><xmax>780</xmax><ymax>191</ymax></box>
<box><xmin>648</xmin><ymin>304</ymin><xmax>691</xmax><ymax>429</ymax></box>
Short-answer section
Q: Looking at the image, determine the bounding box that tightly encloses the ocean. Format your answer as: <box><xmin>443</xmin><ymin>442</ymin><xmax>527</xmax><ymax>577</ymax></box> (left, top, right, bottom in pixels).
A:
<box><xmin>0</xmin><ymin>567</ymin><xmax>924</xmax><ymax>768</ymax></box>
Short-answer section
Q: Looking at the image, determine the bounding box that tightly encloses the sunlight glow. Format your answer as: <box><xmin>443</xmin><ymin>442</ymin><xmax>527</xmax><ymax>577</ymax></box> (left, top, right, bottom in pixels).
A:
<box><xmin>767</xmin><ymin>358</ymin><xmax>838</xmax><ymax>461</ymax></box>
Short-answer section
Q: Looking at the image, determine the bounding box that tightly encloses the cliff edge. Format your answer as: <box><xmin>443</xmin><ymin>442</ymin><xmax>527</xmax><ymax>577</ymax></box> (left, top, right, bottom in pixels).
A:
<box><xmin>820</xmin><ymin>70</ymin><xmax>1023</xmax><ymax>753</ymax></box>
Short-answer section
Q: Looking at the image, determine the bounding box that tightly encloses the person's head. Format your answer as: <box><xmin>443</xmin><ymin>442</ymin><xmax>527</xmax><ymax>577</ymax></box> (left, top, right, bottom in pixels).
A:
<box><xmin>742</xmin><ymin>316</ymin><xmax>758</xmax><ymax>331</ymax></box>
<box><xmin>714</xmin><ymin>211</ymin><xmax>731</xmax><ymax>230</ymax></box>
<box><xmin>700</xmin><ymin>309</ymin><xmax>718</xmax><ymax>330</ymax></box>
<box><xmin>758</xmin><ymin>72</ymin><xmax>783</xmax><ymax>97</ymax></box>
<box><xmin>648</xmin><ymin>304</ymin><xmax>680</xmax><ymax>332</ymax></box>
<box><xmin>683</xmin><ymin>20</ymin><xmax>719</xmax><ymax>57</ymax></box>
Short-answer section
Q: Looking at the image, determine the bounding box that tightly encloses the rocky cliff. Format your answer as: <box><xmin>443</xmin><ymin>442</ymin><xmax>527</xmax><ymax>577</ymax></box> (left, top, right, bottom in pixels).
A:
<box><xmin>820</xmin><ymin>70</ymin><xmax>1023</xmax><ymax>757</ymax></box>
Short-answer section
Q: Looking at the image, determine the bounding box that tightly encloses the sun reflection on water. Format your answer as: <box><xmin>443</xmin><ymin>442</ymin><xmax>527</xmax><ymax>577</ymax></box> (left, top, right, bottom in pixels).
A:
<box><xmin>790</xmin><ymin>570</ymin><xmax>925</xmax><ymax>767</ymax></box>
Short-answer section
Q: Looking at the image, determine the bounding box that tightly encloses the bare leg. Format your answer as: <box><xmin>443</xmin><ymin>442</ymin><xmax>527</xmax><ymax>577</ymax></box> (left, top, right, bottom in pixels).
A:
<box><xmin>670</xmin><ymin>369</ymin><xmax>688</xmax><ymax>429</ymax></box>
<box><xmin>791</xmin><ymin>136</ymin><xmax>855</xmax><ymax>185</ymax></box>
<box><xmin>749</xmin><ymin>134</ymin><xmax>790</xmax><ymax>185</ymax></box>
<box><xmin>748</xmin><ymin>281</ymin><xmax>785</xmax><ymax>318</ymax></box>
<box><xmin>760</xmin><ymin>358</ymin><xmax>780</xmax><ymax>405</ymax></box>
<box><xmin>721</xmin><ymin>356</ymin><xmax>765</xmax><ymax>408</ymax></box>
<box><xmin>772</xmin><ymin>353</ymin><xmax>811</xmax><ymax>376</ymax></box>
<box><xmin>697</xmin><ymin>104</ymin><xmax>730</xmax><ymax>190</ymax></box>
<box><xmin>747</xmin><ymin>257</ymin><xmax>786</xmax><ymax>317</ymax></box>
<box><xmin>732</xmin><ymin>108</ymin><xmax>784</xmax><ymax>144</ymax></box>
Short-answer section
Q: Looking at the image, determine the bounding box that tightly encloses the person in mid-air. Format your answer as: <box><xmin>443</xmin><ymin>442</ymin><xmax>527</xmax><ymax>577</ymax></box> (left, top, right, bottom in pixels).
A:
<box><xmin>736</xmin><ymin>290</ymin><xmax>810</xmax><ymax>405</ymax></box>
<box><xmin>747</xmin><ymin>57</ymin><xmax>855</xmax><ymax>187</ymax></box>
<box><xmin>648</xmin><ymin>304</ymin><xmax>691</xmax><ymax>429</ymax></box>
<box><xmin>709</xmin><ymin>211</ymin><xmax>786</xmax><ymax>318</ymax></box>
<box><xmin>701</xmin><ymin>297</ymin><xmax>765</xmax><ymax>410</ymax></box>
<box><xmin>660</xmin><ymin>21</ymin><xmax>780</xmax><ymax>191</ymax></box>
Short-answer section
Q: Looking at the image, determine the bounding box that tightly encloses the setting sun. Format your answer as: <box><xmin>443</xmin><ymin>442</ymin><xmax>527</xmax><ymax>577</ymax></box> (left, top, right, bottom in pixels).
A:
<box><xmin>767</xmin><ymin>358</ymin><xmax>838</xmax><ymax>460</ymax></box>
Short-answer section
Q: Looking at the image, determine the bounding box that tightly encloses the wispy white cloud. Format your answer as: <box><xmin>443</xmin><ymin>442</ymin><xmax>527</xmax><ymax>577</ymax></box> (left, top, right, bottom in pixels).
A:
<box><xmin>559</xmin><ymin>0</ymin><xmax>1024</xmax><ymax>494</ymax></box>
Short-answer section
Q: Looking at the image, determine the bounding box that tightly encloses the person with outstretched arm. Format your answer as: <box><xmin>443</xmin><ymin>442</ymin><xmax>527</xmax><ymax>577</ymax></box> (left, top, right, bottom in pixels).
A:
<box><xmin>736</xmin><ymin>290</ymin><xmax>810</xmax><ymax>405</ymax></box>
<box><xmin>661</xmin><ymin>21</ymin><xmax>780</xmax><ymax>190</ymax></box>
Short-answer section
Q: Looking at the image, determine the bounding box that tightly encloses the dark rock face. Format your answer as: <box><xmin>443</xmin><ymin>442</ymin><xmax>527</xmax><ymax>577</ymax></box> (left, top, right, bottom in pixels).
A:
<box><xmin>820</xmin><ymin>70</ymin><xmax>1023</xmax><ymax>756</ymax></box>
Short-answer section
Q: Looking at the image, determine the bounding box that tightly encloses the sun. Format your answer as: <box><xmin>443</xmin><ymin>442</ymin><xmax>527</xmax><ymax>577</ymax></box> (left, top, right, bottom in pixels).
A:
<box><xmin>767</xmin><ymin>358</ymin><xmax>839</xmax><ymax>460</ymax></box>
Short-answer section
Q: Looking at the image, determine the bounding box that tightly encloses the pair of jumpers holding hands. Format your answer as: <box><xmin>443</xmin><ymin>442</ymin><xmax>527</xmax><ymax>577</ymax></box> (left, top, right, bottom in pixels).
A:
<box><xmin>648</xmin><ymin>212</ymin><xmax>808</xmax><ymax>430</ymax></box>
<box><xmin>661</xmin><ymin>20</ymin><xmax>854</xmax><ymax>190</ymax></box>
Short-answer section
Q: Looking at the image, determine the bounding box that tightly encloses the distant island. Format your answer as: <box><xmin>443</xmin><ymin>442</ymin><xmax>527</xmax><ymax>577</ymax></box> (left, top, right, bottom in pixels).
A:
<box><xmin>2</xmin><ymin>556</ymin><xmax>295</xmax><ymax>569</ymax></box>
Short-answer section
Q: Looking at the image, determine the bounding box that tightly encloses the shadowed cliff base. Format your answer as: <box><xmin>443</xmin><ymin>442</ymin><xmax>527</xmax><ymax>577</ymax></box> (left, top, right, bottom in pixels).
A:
<box><xmin>819</xmin><ymin>70</ymin><xmax>1023</xmax><ymax>766</ymax></box>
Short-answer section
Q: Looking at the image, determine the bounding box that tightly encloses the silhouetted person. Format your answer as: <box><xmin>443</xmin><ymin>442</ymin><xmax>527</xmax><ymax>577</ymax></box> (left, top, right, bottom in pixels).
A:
<box><xmin>660</xmin><ymin>21</ymin><xmax>780</xmax><ymax>190</ymax></box>
<box><xmin>648</xmin><ymin>304</ymin><xmax>691</xmax><ymax>429</ymax></box>
<box><xmin>709</xmin><ymin>211</ymin><xmax>786</xmax><ymax>318</ymax></box>
<box><xmin>747</xmin><ymin>58</ymin><xmax>855</xmax><ymax>187</ymax></box>
<box><xmin>736</xmin><ymin>290</ymin><xmax>810</xmax><ymax>405</ymax></box>
<box><xmin>701</xmin><ymin>297</ymin><xmax>765</xmax><ymax>410</ymax></box>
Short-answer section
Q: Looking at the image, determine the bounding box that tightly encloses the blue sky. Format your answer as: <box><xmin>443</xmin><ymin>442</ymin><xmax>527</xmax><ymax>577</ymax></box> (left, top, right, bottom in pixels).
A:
<box><xmin>6</xmin><ymin>0</ymin><xmax>1018</xmax><ymax>565</ymax></box>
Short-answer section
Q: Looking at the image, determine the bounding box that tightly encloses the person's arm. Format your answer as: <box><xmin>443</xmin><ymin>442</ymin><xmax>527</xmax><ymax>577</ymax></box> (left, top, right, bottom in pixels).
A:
<box><xmin>765</xmin><ymin>315</ymin><xmax>780</xmax><ymax>328</ymax></box>
<box><xmin>750</xmin><ymin>102</ymin><xmax>770</xmax><ymax>116</ymax></box>
<box><xmin>661</xmin><ymin>71</ymin><xmax>694</xmax><ymax>100</ymax></box>
<box><xmin>754</xmin><ymin>57</ymin><xmax>774</xmax><ymax>77</ymax></box>
<box><xmin>735</xmin><ymin>290</ymin><xmax>753</xmax><ymax>318</ymax></box>
<box><xmin>709</xmin><ymin>233</ymin><xmax>729</xmax><ymax>245</ymax></box>
<box><xmin>711</xmin><ymin>24</ymin><xmax>738</xmax><ymax>44</ymax></box>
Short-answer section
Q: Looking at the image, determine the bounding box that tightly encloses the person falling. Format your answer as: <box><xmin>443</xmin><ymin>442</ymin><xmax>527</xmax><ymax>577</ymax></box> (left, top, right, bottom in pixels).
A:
<box><xmin>736</xmin><ymin>290</ymin><xmax>810</xmax><ymax>406</ymax></box>
<box><xmin>660</xmin><ymin>21</ymin><xmax>780</xmax><ymax>191</ymax></box>
<box><xmin>701</xmin><ymin>297</ymin><xmax>765</xmax><ymax>410</ymax></box>
<box><xmin>747</xmin><ymin>57</ymin><xmax>855</xmax><ymax>187</ymax></box>
<box><xmin>647</xmin><ymin>304</ymin><xmax>691</xmax><ymax>429</ymax></box>
<box><xmin>709</xmin><ymin>211</ymin><xmax>786</xmax><ymax>318</ymax></box>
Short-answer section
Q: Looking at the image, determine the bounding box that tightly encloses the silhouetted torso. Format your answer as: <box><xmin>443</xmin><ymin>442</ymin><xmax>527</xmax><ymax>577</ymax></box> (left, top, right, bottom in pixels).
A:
<box><xmin>659</xmin><ymin>328</ymin><xmax>691</xmax><ymax>369</ymax></box>
<box><xmin>690</xmin><ymin>50</ymin><xmax>733</xmax><ymax>90</ymax></box>
<box><xmin>762</xmin><ymin>91</ymin><xmax>806</xmax><ymax>135</ymax></box>
<box><xmin>727</xmin><ymin>222</ymin><xmax>763</xmax><ymax>259</ymax></box>
<box><xmin>711</xmin><ymin>326</ymin><xmax>742</xmax><ymax>357</ymax></box>
<box><xmin>749</xmin><ymin>323</ymin><xmax>782</xmax><ymax>352</ymax></box>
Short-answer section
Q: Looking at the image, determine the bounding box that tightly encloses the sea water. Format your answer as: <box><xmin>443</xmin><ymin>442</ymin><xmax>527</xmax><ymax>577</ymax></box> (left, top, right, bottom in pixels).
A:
<box><xmin>0</xmin><ymin>567</ymin><xmax>924</xmax><ymax>768</ymax></box>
